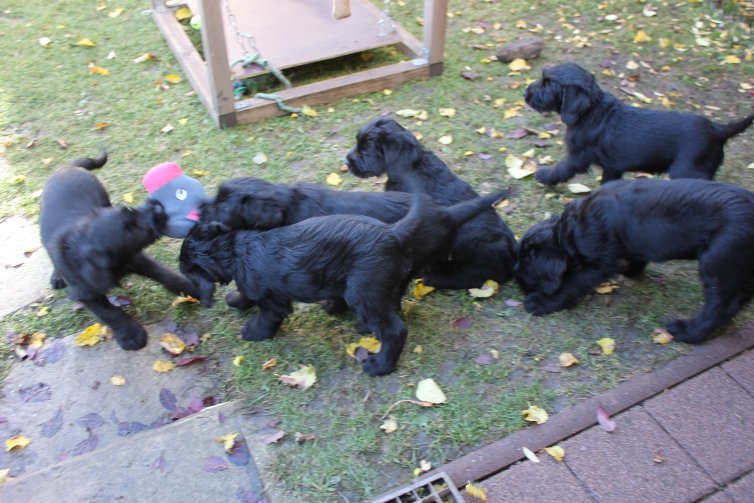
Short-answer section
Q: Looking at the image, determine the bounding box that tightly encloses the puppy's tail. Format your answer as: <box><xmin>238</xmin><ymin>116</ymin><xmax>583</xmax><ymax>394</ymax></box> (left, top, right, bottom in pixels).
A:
<box><xmin>714</xmin><ymin>112</ymin><xmax>754</xmax><ymax>141</ymax></box>
<box><xmin>390</xmin><ymin>178</ymin><xmax>427</xmax><ymax>246</ymax></box>
<box><xmin>71</xmin><ymin>150</ymin><xmax>108</xmax><ymax>171</ymax></box>
<box><xmin>446</xmin><ymin>189</ymin><xmax>510</xmax><ymax>227</ymax></box>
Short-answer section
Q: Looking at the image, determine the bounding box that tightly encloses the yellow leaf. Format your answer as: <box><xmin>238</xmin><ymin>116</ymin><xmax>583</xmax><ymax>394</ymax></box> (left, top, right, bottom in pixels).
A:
<box><xmin>465</xmin><ymin>482</ymin><xmax>487</xmax><ymax>501</ymax></box>
<box><xmin>0</xmin><ymin>468</ymin><xmax>10</xmax><ymax>486</ymax></box>
<box><xmin>723</xmin><ymin>55</ymin><xmax>741</xmax><ymax>65</ymax></box>
<box><xmin>413</xmin><ymin>345</ymin><xmax>423</xmax><ymax>354</ymax></box>
<box><xmin>559</xmin><ymin>352</ymin><xmax>580</xmax><ymax>367</ymax></box>
<box><xmin>439</xmin><ymin>107</ymin><xmax>456</xmax><ymax>118</ymax></box>
<box><xmin>110</xmin><ymin>374</ymin><xmax>126</xmax><ymax>386</ymax></box>
<box><xmin>383</xmin><ymin>89</ymin><xmax>393</xmax><ymax>96</ymax></box>
<box><xmin>544</xmin><ymin>445</ymin><xmax>565</xmax><ymax>461</ymax></box>
<box><xmin>75</xmin><ymin>323</ymin><xmax>108</xmax><ymax>346</ymax></box>
<box><xmin>633</xmin><ymin>30</ymin><xmax>651</xmax><ymax>43</ymax></box>
<box><xmin>94</xmin><ymin>122</ymin><xmax>109</xmax><ymax>129</ymax></box>
<box><xmin>75</xmin><ymin>38</ymin><xmax>96</xmax><ymax>47</ymax></box>
<box><xmin>419</xmin><ymin>459</ymin><xmax>432</xmax><ymax>472</ymax></box>
<box><xmin>626</xmin><ymin>60</ymin><xmax>639</xmax><ymax>70</ymax></box>
<box><xmin>279</xmin><ymin>365</ymin><xmax>317</xmax><ymax>390</ymax></box>
<box><xmin>567</xmin><ymin>183</ymin><xmax>591</xmax><ymax>194</ymax></box>
<box><xmin>36</xmin><ymin>306</ymin><xmax>49</xmax><ymax>317</ymax></box>
<box><xmin>108</xmin><ymin>7</ymin><xmax>124</xmax><ymax>18</ymax></box>
<box><xmin>503</xmin><ymin>106</ymin><xmax>522</xmax><ymax>119</ymax></box>
<box><xmin>160</xmin><ymin>333</ymin><xmax>186</xmax><ymax>356</ymax></box>
<box><xmin>652</xmin><ymin>328</ymin><xmax>674</xmax><ymax>345</ymax></box>
<box><xmin>522</xmin><ymin>446</ymin><xmax>540</xmax><ymax>462</ymax></box>
<box><xmin>179</xmin><ymin>118</ymin><xmax>188</xmax><ymax>126</ymax></box>
<box><xmin>301</xmin><ymin>105</ymin><xmax>317</xmax><ymax>117</ymax></box>
<box><xmin>380</xmin><ymin>417</ymin><xmax>398</xmax><ymax>433</ymax></box>
<box><xmin>659</xmin><ymin>37</ymin><xmax>671</xmax><ymax>48</ymax></box>
<box><xmin>122</xmin><ymin>192</ymin><xmax>134</xmax><ymax>204</ymax></box>
<box><xmin>192</xmin><ymin>169</ymin><xmax>208</xmax><ymax>177</ymax></box>
<box><xmin>30</xmin><ymin>332</ymin><xmax>47</xmax><ymax>349</ymax></box>
<box><xmin>522</xmin><ymin>404</ymin><xmax>549</xmax><ymax>424</ymax></box>
<box><xmin>508</xmin><ymin>58</ymin><xmax>531</xmax><ymax>72</ymax></box>
<box><xmin>413</xmin><ymin>279</ymin><xmax>435</xmax><ymax>300</ymax></box>
<box><xmin>416</xmin><ymin>378</ymin><xmax>447</xmax><ymax>404</ymax></box>
<box><xmin>326</xmin><ymin>172</ymin><xmax>342</xmax><ymax>186</ymax></box>
<box><xmin>596</xmin><ymin>337</ymin><xmax>616</xmax><ymax>355</ymax></box>
<box><xmin>346</xmin><ymin>337</ymin><xmax>382</xmax><ymax>357</ymax></box>
<box><xmin>171</xmin><ymin>295</ymin><xmax>199</xmax><ymax>307</ymax></box>
<box><xmin>253</xmin><ymin>152</ymin><xmax>267</xmax><ymax>165</ymax></box>
<box><xmin>232</xmin><ymin>355</ymin><xmax>245</xmax><ymax>367</ymax></box>
<box><xmin>5</xmin><ymin>435</ymin><xmax>29</xmax><ymax>452</ymax></box>
<box><xmin>164</xmin><ymin>74</ymin><xmax>182</xmax><ymax>84</ymax></box>
<box><xmin>438</xmin><ymin>135</ymin><xmax>453</xmax><ymax>145</ymax></box>
<box><xmin>468</xmin><ymin>279</ymin><xmax>499</xmax><ymax>298</ymax></box>
<box><xmin>152</xmin><ymin>360</ymin><xmax>175</xmax><ymax>373</ymax></box>
<box><xmin>88</xmin><ymin>63</ymin><xmax>109</xmax><ymax>75</ymax></box>
<box><xmin>9</xmin><ymin>175</ymin><xmax>26</xmax><ymax>185</ymax></box>
<box><xmin>594</xmin><ymin>282</ymin><xmax>618</xmax><ymax>294</ymax></box>
<box><xmin>133</xmin><ymin>53</ymin><xmax>156</xmax><ymax>63</ymax></box>
<box><xmin>262</xmin><ymin>357</ymin><xmax>277</xmax><ymax>370</ymax></box>
<box><xmin>175</xmin><ymin>7</ymin><xmax>192</xmax><ymax>21</ymax></box>
<box><xmin>215</xmin><ymin>432</ymin><xmax>239</xmax><ymax>453</ymax></box>
<box><xmin>505</xmin><ymin>154</ymin><xmax>523</xmax><ymax>170</ymax></box>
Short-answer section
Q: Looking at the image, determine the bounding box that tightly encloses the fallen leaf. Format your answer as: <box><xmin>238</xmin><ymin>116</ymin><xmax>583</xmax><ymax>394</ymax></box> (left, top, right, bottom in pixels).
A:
<box><xmin>88</xmin><ymin>63</ymin><xmax>109</xmax><ymax>75</ymax></box>
<box><xmin>522</xmin><ymin>405</ymin><xmax>549</xmax><ymax>424</ymax></box>
<box><xmin>301</xmin><ymin>105</ymin><xmax>317</xmax><ymax>117</ymax></box>
<box><xmin>227</xmin><ymin>438</ymin><xmax>251</xmax><ymax>466</ymax></box>
<box><xmin>508</xmin><ymin>58</ymin><xmax>531</xmax><ymax>71</ymax></box>
<box><xmin>633</xmin><ymin>30</ymin><xmax>651</xmax><ymax>43</ymax></box>
<box><xmin>505</xmin><ymin>299</ymin><xmax>522</xmax><ymax>307</ymax></box>
<box><xmin>70</xmin><ymin>433</ymin><xmax>98</xmax><ymax>456</ymax></box>
<box><xmin>110</xmin><ymin>374</ymin><xmax>126</xmax><ymax>386</ymax></box>
<box><xmin>163</xmin><ymin>74</ymin><xmax>182</xmax><ymax>84</ymax></box>
<box><xmin>152</xmin><ymin>360</ymin><xmax>175</xmax><ymax>373</ymax></box>
<box><xmin>596</xmin><ymin>337</ymin><xmax>616</xmax><ymax>355</ymax></box>
<box><xmin>395</xmin><ymin>109</ymin><xmax>421</xmax><ymax>118</ymax></box>
<box><xmin>416</xmin><ymin>378</ymin><xmax>447</xmax><ymax>404</ymax></box>
<box><xmin>215</xmin><ymin>432</ymin><xmax>239</xmax><ymax>453</ymax></box>
<box><xmin>279</xmin><ymin>365</ymin><xmax>317</xmax><ymax>390</ymax></box>
<box><xmin>597</xmin><ymin>404</ymin><xmax>616</xmax><ymax>432</ymax></box>
<box><xmin>544</xmin><ymin>445</ymin><xmax>565</xmax><ymax>461</ymax></box>
<box><xmin>18</xmin><ymin>383</ymin><xmax>51</xmax><ymax>403</ymax></box>
<box><xmin>503</xmin><ymin>106</ymin><xmax>522</xmax><ymax>119</ymax></box>
<box><xmin>0</xmin><ymin>468</ymin><xmax>10</xmax><ymax>486</ymax></box>
<box><xmin>5</xmin><ymin>435</ymin><xmax>30</xmax><ymax>451</ymax></box>
<box><xmin>75</xmin><ymin>38</ymin><xmax>96</xmax><ymax>47</ymax></box>
<box><xmin>594</xmin><ymin>282</ymin><xmax>618</xmax><ymax>294</ymax></box>
<box><xmin>559</xmin><ymin>352</ymin><xmax>580</xmax><ymax>367</ymax></box>
<box><xmin>160</xmin><ymin>124</ymin><xmax>174</xmax><ymax>134</ymax></box>
<box><xmin>626</xmin><ymin>60</ymin><xmax>639</xmax><ymax>70</ymax></box>
<box><xmin>380</xmin><ymin>416</ymin><xmax>398</xmax><ymax>433</ymax></box>
<box><xmin>76</xmin><ymin>412</ymin><xmax>106</xmax><ymax>430</ymax></box>
<box><xmin>133</xmin><ymin>52</ymin><xmax>157</xmax><ymax>63</ymax></box>
<box><xmin>203</xmin><ymin>456</ymin><xmax>229</xmax><ymax>473</ymax></box>
<box><xmin>468</xmin><ymin>279</ymin><xmax>499</xmax><ymax>298</ymax></box>
<box><xmin>294</xmin><ymin>432</ymin><xmax>316</xmax><ymax>443</ymax></box>
<box><xmin>232</xmin><ymin>355</ymin><xmax>245</xmax><ymax>367</ymax></box>
<box><xmin>413</xmin><ymin>279</ymin><xmax>435</xmax><ymax>299</ymax></box>
<box><xmin>262</xmin><ymin>358</ymin><xmax>277</xmax><ymax>370</ymax></box>
<box><xmin>439</xmin><ymin>107</ymin><xmax>456</xmax><ymax>118</ymax></box>
<box><xmin>346</xmin><ymin>337</ymin><xmax>381</xmax><ymax>358</ymax></box>
<box><xmin>419</xmin><ymin>459</ymin><xmax>432</xmax><ymax>472</ymax></box>
<box><xmin>522</xmin><ymin>446</ymin><xmax>540</xmax><ymax>463</ymax></box>
<box><xmin>75</xmin><ymin>323</ymin><xmax>108</xmax><ymax>346</ymax></box>
<box><xmin>326</xmin><ymin>172</ymin><xmax>342</xmax><ymax>186</ymax></box>
<box><xmin>723</xmin><ymin>55</ymin><xmax>741</xmax><ymax>65</ymax></box>
<box><xmin>175</xmin><ymin>7</ymin><xmax>192</xmax><ymax>20</ymax></box>
<box><xmin>259</xmin><ymin>430</ymin><xmax>285</xmax><ymax>444</ymax></box>
<box><xmin>567</xmin><ymin>183</ymin><xmax>591</xmax><ymax>194</ymax></box>
<box><xmin>438</xmin><ymin>135</ymin><xmax>453</xmax><ymax>145</ymax></box>
<box><xmin>192</xmin><ymin>169</ymin><xmax>207</xmax><ymax>176</ymax></box>
<box><xmin>39</xmin><ymin>37</ymin><xmax>52</xmax><ymax>47</ymax></box>
<box><xmin>465</xmin><ymin>482</ymin><xmax>487</xmax><ymax>501</ymax></box>
<box><xmin>176</xmin><ymin>356</ymin><xmax>208</xmax><ymax>366</ymax></box>
<box><xmin>159</xmin><ymin>388</ymin><xmax>177</xmax><ymax>411</ymax></box>
<box><xmin>40</xmin><ymin>407</ymin><xmax>64</xmax><ymax>438</ymax></box>
<box><xmin>159</xmin><ymin>333</ymin><xmax>186</xmax><ymax>356</ymax></box>
<box><xmin>652</xmin><ymin>328</ymin><xmax>673</xmax><ymax>345</ymax></box>
<box><xmin>108</xmin><ymin>7</ymin><xmax>124</xmax><ymax>17</ymax></box>
<box><xmin>452</xmin><ymin>316</ymin><xmax>473</xmax><ymax>329</ymax></box>
<box><xmin>171</xmin><ymin>295</ymin><xmax>199</xmax><ymax>306</ymax></box>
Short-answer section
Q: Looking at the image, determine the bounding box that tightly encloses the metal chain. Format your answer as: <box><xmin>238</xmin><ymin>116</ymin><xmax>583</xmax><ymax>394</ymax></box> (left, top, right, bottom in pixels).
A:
<box><xmin>223</xmin><ymin>0</ymin><xmax>258</xmax><ymax>59</ymax></box>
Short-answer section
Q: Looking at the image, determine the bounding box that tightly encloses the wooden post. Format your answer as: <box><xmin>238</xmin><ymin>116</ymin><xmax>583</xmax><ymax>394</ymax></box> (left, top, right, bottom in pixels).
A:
<box><xmin>197</xmin><ymin>0</ymin><xmax>237</xmax><ymax>127</ymax></box>
<box><xmin>422</xmin><ymin>0</ymin><xmax>447</xmax><ymax>76</ymax></box>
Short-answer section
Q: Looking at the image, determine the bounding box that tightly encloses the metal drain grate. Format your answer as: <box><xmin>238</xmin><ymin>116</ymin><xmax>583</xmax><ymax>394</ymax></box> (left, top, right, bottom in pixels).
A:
<box><xmin>370</xmin><ymin>471</ymin><xmax>465</xmax><ymax>503</ymax></box>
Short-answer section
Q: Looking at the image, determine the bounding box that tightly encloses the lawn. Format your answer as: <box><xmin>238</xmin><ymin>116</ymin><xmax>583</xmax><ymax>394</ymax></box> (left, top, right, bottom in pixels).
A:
<box><xmin>1</xmin><ymin>0</ymin><xmax>753</xmax><ymax>501</ymax></box>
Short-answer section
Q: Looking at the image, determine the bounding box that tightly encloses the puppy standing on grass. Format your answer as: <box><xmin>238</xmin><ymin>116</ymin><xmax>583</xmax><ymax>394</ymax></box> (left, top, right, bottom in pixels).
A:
<box><xmin>180</xmin><ymin>185</ymin><xmax>506</xmax><ymax>376</ymax></box>
<box><xmin>40</xmin><ymin>152</ymin><xmax>198</xmax><ymax>350</ymax></box>
<box><xmin>515</xmin><ymin>178</ymin><xmax>754</xmax><ymax>344</ymax></box>
<box><xmin>345</xmin><ymin>116</ymin><xmax>518</xmax><ymax>290</ymax></box>
<box><xmin>524</xmin><ymin>62</ymin><xmax>754</xmax><ymax>185</ymax></box>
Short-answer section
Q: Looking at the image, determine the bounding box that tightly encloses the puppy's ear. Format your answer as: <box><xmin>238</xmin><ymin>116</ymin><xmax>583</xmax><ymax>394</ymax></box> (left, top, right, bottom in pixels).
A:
<box><xmin>380</xmin><ymin>127</ymin><xmax>422</xmax><ymax>169</ymax></box>
<box><xmin>192</xmin><ymin>222</ymin><xmax>230</xmax><ymax>239</ymax></box>
<box><xmin>560</xmin><ymin>85</ymin><xmax>594</xmax><ymax>125</ymax></box>
<box><xmin>541</xmin><ymin>254</ymin><xmax>567</xmax><ymax>295</ymax></box>
<box><xmin>237</xmin><ymin>189</ymin><xmax>288</xmax><ymax>229</ymax></box>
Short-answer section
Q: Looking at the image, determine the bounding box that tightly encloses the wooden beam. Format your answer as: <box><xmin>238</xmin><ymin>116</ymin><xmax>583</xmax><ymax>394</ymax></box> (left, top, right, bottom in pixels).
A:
<box><xmin>197</xmin><ymin>0</ymin><xmax>236</xmax><ymax>125</ymax></box>
<box><xmin>235</xmin><ymin>60</ymin><xmax>431</xmax><ymax>123</ymax></box>
<box><xmin>423</xmin><ymin>0</ymin><xmax>448</xmax><ymax>76</ymax></box>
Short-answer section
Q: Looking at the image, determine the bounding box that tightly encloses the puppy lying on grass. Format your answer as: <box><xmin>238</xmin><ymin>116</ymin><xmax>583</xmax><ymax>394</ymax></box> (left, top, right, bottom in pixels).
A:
<box><xmin>345</xmin><ymin>117</ymin><xmax>518</xmax><ymax>290</ymax></box>
<box><xmin>524</xmin><ymin>62</ymin><xmax>754</xmax><ymax>185</ymax></box>
<box><xmin>180</xmin><ymin>185</ymin><xmax>506</xmax><ymax>376</ymax></box>
<box><xmin>515</xmin><ymin>178</ymin><xmax>754</xmax><ymax>344</ymax></box>
<box><xmin>40</xmin><ymin>152</ymin><xmax>198</xmax><ymax>350</ymax></box>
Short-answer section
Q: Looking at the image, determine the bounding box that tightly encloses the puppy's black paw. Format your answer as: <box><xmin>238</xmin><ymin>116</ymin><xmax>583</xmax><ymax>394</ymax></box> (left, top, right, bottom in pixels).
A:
<box><xmin>666</xmin><ymin>319</ymin><xmax>707</xmax><ymax>344</ymax></box>
<box><xmin>534</xmin><ymin>167</ymin><xmax>561</xmax><ymax>186</ymax></box>
<box><xmin>241</xmin><ymin>317</ymin><xmax>276</xmax><ymax>341</ymax></box>
<box><xmin>321</xmin><ymin>298</ymin><xmax>348</xmax><ymax>315</ymax></box>
<box><xmin>524</xmin><ymin>292</ymin><xmax>556</xmax><ymax>316</ymax></box>
<box><xmin>225</xmin><ymin>290</ymin><xmax>254</xmax><ymax>310</ymax></box>
<box><xmin>114</xmin><ymin>324</ymin><xmax>148</xmax><ymax>351</ymax></box>
<box><xmin>362</xmin><ymin>355</ymin><xmax>395</xmax><ymax>377</ymax></box>
<box><xmin>50</xmin><ymin>276</ymin><xmax>67</xmax><ymax>290</ymax></box>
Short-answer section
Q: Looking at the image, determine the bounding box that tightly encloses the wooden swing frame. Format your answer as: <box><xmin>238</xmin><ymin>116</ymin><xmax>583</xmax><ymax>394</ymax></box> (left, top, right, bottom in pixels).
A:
<box><xmin>151</xmin><ymin>0</ymin><xmax>448</xmax><ymax>128</ymax></box>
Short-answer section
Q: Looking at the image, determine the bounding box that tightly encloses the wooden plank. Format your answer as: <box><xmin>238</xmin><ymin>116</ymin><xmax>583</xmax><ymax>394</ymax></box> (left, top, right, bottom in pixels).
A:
<box><xmin>151</xmin><ymin>0</ymin><xmax>219</xmax><ymax>124</ymax></box>
<box><xmin>423</xmin><ymin>0</ymin><xmax>447</xmax><ymax>75</ymax></box>
<box><xmin>197</xmin><ymin>0</ymin><xmax>236</xmax><ymax>121</ymax></box>
<box><xmin>234</xmin><ymin>60</ymin><xmax>430</xmax><ymax>123</ymax></box>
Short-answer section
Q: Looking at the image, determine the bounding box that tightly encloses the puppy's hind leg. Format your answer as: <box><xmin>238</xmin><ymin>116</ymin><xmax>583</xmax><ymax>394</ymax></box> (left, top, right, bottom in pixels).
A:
<box><xmin>361</xmin><ymin>312</ymin><xmax>407</xmax><ymax>377</ymax></box>
<box><xmin>535</xmin><ymin>155</ymin><xmax>590</xmax><ymax>186</ymax></box>
<box><xmin>128</xmin><ymin>253</ymin><xmax>199</xmax><ymax>298</ymax></box>
<box><xmin>80</xmin><ymin>294</ymin><xmax>147</xmax><ymax>350</ymax></box>
<box><xmin>241</xmin><ymin>296</ymin><xmax>292</xmax><ymax>341</ymax></box>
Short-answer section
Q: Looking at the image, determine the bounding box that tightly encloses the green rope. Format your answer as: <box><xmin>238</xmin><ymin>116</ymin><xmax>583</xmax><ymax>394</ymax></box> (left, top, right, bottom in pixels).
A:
<box><xmin>254</xmin><ymin>93</ymin><xmax>302</xmax><ymax>114</ymax></box>
<box><xmin>230</xmin><ymin>53</ymin><xmax>293</xmax><ymax>89</ymax></box>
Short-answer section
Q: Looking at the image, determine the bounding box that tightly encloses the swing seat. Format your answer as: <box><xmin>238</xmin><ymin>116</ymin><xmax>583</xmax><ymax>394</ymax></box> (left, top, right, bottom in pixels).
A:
<box><xmin>152</xmin><ymin>0</ymin><xmax>447</xmax><ymax>126</ymax></box>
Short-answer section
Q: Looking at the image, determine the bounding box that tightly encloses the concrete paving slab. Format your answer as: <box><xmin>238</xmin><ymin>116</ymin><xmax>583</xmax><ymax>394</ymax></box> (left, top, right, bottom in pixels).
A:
<box><xmin>0</xmin><ymin>215</ymin><xmax>53</xmax><ymax>317</ymax></box>
<box><xmin>480</xmin><ymin>454</ymin><xmax>593</xmax><ymax>503</ymax></box>
<box><xmin>0</xmin><ymin>401</ymin><xmax>268</xmax><ymax>502</ymax></box>
<box><xmin>0</xmin><ymin>323</ymin><xmax>222</xmax><ymax>480</ymax></box>
<box><xmin>722</xmin><ymin>350</ymin><xmax>754</xmax><ymax>396</ymax></box>
<box><xmin>725</xmin><ymin>469</ymin><xmax>754</xmax><ymax>503</ymax></box>
<box><xmin>702</xmin><ymin>491</ymin><xmax>734</xmax><ymax>503</ymax></box>
<box><xmin>644</xmin><ymin>367</ymin><xmax>754</xmax><ymax>485</ymax></box>
<box><xmin>562</xmin><ymin>407</ymin><xmax>716</xmax><ymax>503</ymax></box>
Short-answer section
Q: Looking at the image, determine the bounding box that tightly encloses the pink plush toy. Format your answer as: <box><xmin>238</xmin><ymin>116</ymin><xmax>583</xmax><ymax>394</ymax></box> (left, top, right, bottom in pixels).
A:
<box><xmin>143</xmin><ymin>162</ymin><xmax>209</xmax><ymax>238</ymax></box>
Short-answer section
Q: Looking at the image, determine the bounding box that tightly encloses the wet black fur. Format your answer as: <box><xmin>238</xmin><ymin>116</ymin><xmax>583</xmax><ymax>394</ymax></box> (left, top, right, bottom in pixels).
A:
<box><xmin>524</xmin><ymin>62</ymin><xmax>754</xmax><ymax>185</ymax></box>
<box><xmin>345</xmin><ymin>116</ymin><xmax>518</xmax><ymax>289</ymax></box>
<box><xmin>180</xmin><ymin>189</ymin><xmax>504</xmax><ymax>376</ymax></box>
<box><xmin>515</xmin><ymin>178</ymin><xmax>754</xmax><ymax>344</ymax></box>
<box><xmin>39</xmin><ymin>152</ymin><xmax>198</xmax><ymax>350</ymax></box>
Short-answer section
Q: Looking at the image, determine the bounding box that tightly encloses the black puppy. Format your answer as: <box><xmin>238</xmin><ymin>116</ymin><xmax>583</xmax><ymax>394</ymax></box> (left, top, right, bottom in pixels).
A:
<box><xmin>524</xmin><ymin>62</ymin><xmax>754</xmax><ymax>185</ymax></box>
<box><xmin>40</xmin><ymin>152</ymin><xmax>198</xmax><ymax>350</ymax></box>
<box><xmin>180</xmin><ymin>188</ymin><xmax>505</xmax><ymax>376</ymax></box>
<box><xmin>515</xmin><ymin>178</ymin><xmax>754</xmax><ymax>344</ymax></box>
<box><xmin>345</xmin><ymin>116</ymin><xmax>518</xmax><ymax>289</ymax></box>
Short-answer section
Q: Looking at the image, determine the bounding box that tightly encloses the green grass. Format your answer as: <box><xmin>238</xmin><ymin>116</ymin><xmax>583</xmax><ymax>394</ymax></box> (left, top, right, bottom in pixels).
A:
<box><xmin>2</xmin><ymin>0</ymin><xmax>754</xmax><ymax>501</ymax></box>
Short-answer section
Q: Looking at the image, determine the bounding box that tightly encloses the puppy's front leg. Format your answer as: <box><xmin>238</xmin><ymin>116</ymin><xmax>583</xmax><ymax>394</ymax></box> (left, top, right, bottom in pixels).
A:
<box><xmin>241</xmin><ymin>297</ymin><xmax>292</xmax><ymax>341</ymax></box>
<box><xmin>525</xmin><ymin>267</ymin><xmax>614</xmax><ymax>315</ymax></box>
<box><xmin>80</xmin><ymin>294</ymin><xmax>147</xmax><ymax>350</ymax></box>
<box><xmin>128</xmin><ymin>253</ymin><xmax>200</xmax><ymax>298</ymax></box>
<box><xmin>535</xmin><ymin>155</ymin><xmax>590</xmax><ymax>186</ymax></box>
<box><xmin>362</xmin><ymin>312</ymin><xmax>407</xmax><ymax>377</ymax></box>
